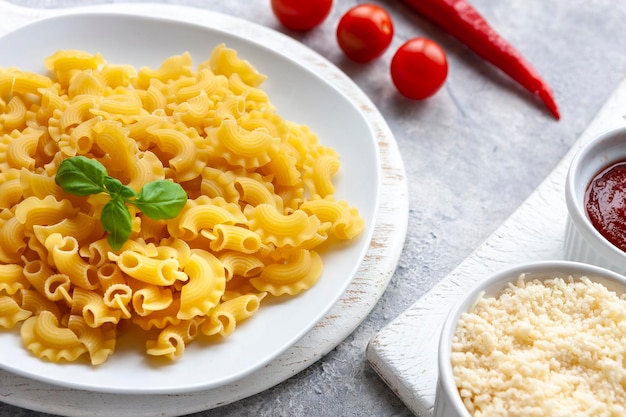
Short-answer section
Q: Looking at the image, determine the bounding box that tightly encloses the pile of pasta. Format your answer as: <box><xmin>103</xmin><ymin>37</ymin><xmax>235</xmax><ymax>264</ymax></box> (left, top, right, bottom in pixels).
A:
<box><xmin>0</xmin><ymin>45</ymin><xmax>364</xmax><ymax>364</ymax></box>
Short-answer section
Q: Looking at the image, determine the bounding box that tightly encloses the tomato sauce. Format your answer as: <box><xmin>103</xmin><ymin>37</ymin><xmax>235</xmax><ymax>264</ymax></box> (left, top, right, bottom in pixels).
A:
<box><xmin>585</xmin><ymin>161</ymin><xmax>626</xmax><ymax>252</ymax></box>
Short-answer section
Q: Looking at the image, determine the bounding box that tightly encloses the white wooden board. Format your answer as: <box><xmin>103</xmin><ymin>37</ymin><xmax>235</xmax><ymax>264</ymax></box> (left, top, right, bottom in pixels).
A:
<box><xmin>0</xmin><ymin>2</ymin><xmax>408</xmax><ymax>416</ymax></box>
<box><xmin>366</xmin><ymin>78</ymin><xmax>626</xmax><ymax>416</ymax></box>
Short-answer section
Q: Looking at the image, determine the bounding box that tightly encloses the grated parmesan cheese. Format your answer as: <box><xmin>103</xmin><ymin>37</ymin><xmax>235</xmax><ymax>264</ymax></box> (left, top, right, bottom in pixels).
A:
<box><xmin>451</xmin><ymin>275</ymin><xmax>626</xmax><ymax>417</ymax></box>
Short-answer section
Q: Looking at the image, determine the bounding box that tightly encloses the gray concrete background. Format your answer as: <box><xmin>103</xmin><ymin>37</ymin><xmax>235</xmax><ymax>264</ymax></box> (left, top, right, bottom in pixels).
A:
<box><xmin>2</xmin><ymin>0</ymin><xmax>626</xmax><ymax>416</ymax></box>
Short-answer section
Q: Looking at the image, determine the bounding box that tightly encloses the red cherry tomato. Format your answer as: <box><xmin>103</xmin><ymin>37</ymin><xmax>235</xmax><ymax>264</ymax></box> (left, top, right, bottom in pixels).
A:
<box><xmin>390</xmin><ymin>37</ymin><xmax>448</xmax><ymax>100</ymax></box>
<box><xmin>336</xmin><ymin>4</ymin><xmax>394</xmax><ymax>63</ymax></box>
<box><xmin>271</xmin><ymin>0</ymin><xmax>333</xmax><ymax>31</ymax></box>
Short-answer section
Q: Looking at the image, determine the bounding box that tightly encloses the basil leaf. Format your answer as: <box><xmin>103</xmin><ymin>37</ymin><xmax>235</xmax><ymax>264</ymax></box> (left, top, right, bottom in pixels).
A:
<box><xmin>104</xmin><ymin>176</ymin><xmax>137</xmax><ymax>199</ymax></box>
<box><xmin>134</xmin><ymin>180</ymin><xmax>187</xmax><ymax>220</ymax></box>
<box><xmin>101</xmin><ymin>197</ymin><xmax>133</xmax><ymax>250</ymax></box>
<box><xmin>55</xmin><ymin>156</ymin><xmax>107</xmax><ymax>196</ymax></box>
<box><xmin>54</xmin><ymin>156</ymin><xmax>187</xmax><ymax>246</ymax></box>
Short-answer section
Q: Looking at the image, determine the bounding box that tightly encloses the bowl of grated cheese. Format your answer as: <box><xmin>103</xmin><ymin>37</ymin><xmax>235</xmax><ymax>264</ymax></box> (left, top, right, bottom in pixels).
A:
<box><xmin>565</xmin><ymin>126</ymin><xmax>626</xmax><ymax>274</ymax></box>
<box><xmin>435</xmin><ymin>260</ymin><xmax>626</xmax><ymax>417</ymax></box>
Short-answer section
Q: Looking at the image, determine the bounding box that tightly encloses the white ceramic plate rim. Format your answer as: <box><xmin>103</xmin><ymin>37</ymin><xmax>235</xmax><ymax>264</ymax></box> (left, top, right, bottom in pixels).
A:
<box><xmin>0</xmin><ymin>10</ymin><xmax>381</xmax><ymax>394</ymax></box>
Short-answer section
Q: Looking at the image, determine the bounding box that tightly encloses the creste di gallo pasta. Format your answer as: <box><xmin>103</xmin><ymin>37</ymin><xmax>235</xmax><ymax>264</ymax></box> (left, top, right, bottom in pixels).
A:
<box><xmin>0</xmin><ymin>44</ymin><xmax>364</xmax><ymax>364</ymax></box>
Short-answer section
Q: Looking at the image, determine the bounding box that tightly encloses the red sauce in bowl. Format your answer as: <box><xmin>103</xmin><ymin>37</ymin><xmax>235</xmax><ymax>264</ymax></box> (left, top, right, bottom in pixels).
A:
<box><xmin>585</xmin><ymin>161</ymin><xmax>626</xmax><ymax>252</ymax></box>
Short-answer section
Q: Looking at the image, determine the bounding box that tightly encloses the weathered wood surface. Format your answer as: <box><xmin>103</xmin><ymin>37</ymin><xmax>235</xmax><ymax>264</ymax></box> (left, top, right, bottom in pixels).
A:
<box><xmin>366</xmin><ymin>79</ymin><xmax>626</xmax><ymax>416</ymax></box>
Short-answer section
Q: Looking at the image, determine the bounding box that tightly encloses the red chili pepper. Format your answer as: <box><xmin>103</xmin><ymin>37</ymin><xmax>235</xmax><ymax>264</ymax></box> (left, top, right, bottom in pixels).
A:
<box><xmin>402</xmin><ymin>0</ymin><xmax>560</xmax><ymax>119</ymax></box>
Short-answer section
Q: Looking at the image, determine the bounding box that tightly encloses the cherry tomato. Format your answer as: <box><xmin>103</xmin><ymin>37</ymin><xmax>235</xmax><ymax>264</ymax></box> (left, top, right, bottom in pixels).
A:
<box><xmin>390</xmin><ymin>37</ymin><xmax>448</xmax><ymax>100</ymax></box>
<box><xmin>336</xmin><ymin>4</ymin><xmax>394</xmax><ymax>63</ymax></box>
<box><xmin>271</xmin><ymin>0</ymin><xmax>333</xmax><ymax>31</ymax></box>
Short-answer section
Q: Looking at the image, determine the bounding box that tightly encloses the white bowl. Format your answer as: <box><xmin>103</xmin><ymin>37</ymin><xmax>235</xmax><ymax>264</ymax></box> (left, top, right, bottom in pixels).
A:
<box><xmin>565</xmin><ymin>126</ymin><xmax>626</xmax><ymax>274</ymax></box>
<box><xmin>434</xmin><ymin>260</ymin><xmax>626</xmax><ymax>417</ymax></box>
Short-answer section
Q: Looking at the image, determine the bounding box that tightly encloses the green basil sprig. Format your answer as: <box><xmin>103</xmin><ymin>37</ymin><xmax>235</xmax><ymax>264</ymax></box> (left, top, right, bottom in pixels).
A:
<box><xmin>55</xmin><ymin>156</ymin><xmax>187</xmax><ymax>250</ymax></box>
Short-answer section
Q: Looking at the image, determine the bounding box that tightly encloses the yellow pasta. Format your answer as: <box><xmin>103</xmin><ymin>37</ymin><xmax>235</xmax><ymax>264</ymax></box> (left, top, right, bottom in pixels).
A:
<box><xmin>0</xmin><ymin>263</ymin><xmax>27</xmax><ymax>295</ymax></box>
<box><xmin>205</xmin><ymin>223</ymin><xmax>263</xmax><ymax>254</ymax></box>
<box><xmin>178</xmin><ymin>250</ymin><xmax>226</xmax><ymax>320</ymax></box>
<box><xmin>2</xmin><ymin>95</ymin><xmax>27</xmax><ymax>130</ymax></box>
<box><xmin>0</xmin><ymin>67</ymin><xmax>53</xmax><ymax>97</ymax></box>
<box><xmin>43</xmin><ymin>274</ymin><xmax>73</xmax><ymax>305</ymax></box>
<box><xmin>22</xmin><ymin>259</ymin><xmax>55</xmax><ymax>295</ymax></box>
<box><xmin>210</xmin><ymin>118</ymin><xmax>280</xmax><ymax>168</ymax></box>
<box><xmin>15</xmin><ymin>195</ymin><xmax>77</xmax><ymax>228</ymax></box>
<box><xmin>108</xmin><ymin>249</ymin><xmax>187</xmax><ymax>286</ymax></box>
<box><xmin>0</xmin><ymin>45</ymin><xmax>364</xmax><ymax>364</ymax></box>
<box><xmin>91</xmin><ymin>120</ymin><xmax>137</xmax><ymax>173</ymax></box>
<box><xmin>19</xmin><ymin>168</ymin><xmax>63</xmax><ymax>201</ymax></box>
<box><xmin>6</xmin><ymin>127</ymin><xmax>41</xmax><ymax>170</ymax></box>
<box><xmin>200</xmin><ymin>292</ymin><xmax>266</xmax><ymax>337</ymax></box>
<box><xmin>21</xmin><ymin>310</ymin><xmax>87</xmax><ymax>362</ymax></box>
<box><xmin>171</xmin><ymin>91</ymin><xmax>212</xmax><ymax>129</ymax></box>
<box><xmin>208</xmin><ymin>43</ymin><xmax>266</xmax><ymax>87</ymax></box>
<box><xmin>234</xmin><ymin>174</ymin><xmax>283</xmax><ymax>210</ymax></box>
<box><xmin>250</xmin><ymin>249</ymin><xmax>323</xmax><ymax>296</ymax></box>
<box><xmin>0</xmin><ymin>295</ymin><xmax>31</xmax><ymax>328</ymax></box>
<box><xmin>67</xmin><ymin>70</ymin><xmax>104</xmax><ymax>98</ymax></box>
<box><xmin>66</xmin><ymin>117</ymin><xmax>100</xmax><ymax>156</ymax></box>
<box><xmin>131</xmin><ymin>283</ymin><xmax>174</xmax><ymax>316</ymax></box>
<box><xmin>146</xmin><ymin>318</ymin><xmax>201</xmax><ymax>360</ymax></box>
<box><xmin>132</xmin><ymin>297</ymin><xmax>180</xmax><ymax>330</ymax></box>
<box><xmin>199</xmin><ymin>166</ymin><xmax>240</xmax><ymax>202</ymax></box>
<box><xmin>303</xmin><ymin>146</ymin><xmax>341</xmax><ymax>198</ymax></box>
<box><xmin>0</xmin><ymin>214</ymin><xmax>27</xmax><ymax>263</ymax></box>
<box><xmin>174</xmin><ymin>196</ymin><xmax>247</xmax><ymax>240</ymax></box>
<box><xmin>44</xmin><ymin>50</ymin><xmax>104</xmax><ymax>78</ymax></box>
<box><xmin>19</xmin><ymin>288</ymin><xmax>63</xmax><ymax>318</ymax></box>
<box><xmin>147</xmin><ymin>124</ymin><xmax>208</xmax><ymax>182</ymax></box>
<box><xmin>59</xmin><ymin>95</ymin><xmax>98</xmax><ymax>131</ymax></box>
<box><xmin>72</xmin><ymin>287</ymin><xmax>122</xmax><ymax>327</ymax></box>
<box><xmin>300</xmin><ymin>196</ymin><xmax>365</xmax><ymax>240</ymax></box>
<box><xmin>33</xmin><ymin>213</ymin><xmax>103</xmax><ymax>250</ymax></box>
<box><xmin>134</xmin><ymin>51</ymin><xmax>193</xmax><ymax>90</ymax></box>
<box><xmin>179</xmin><ymin>67</ymin><xmax>228</xmax><ymax>101</ymax></box>
<box><xmin>44</xmin><ymin>233</ymin><xmax>99</xmax><ymax>290</ymax></box>
<box><xmin>218</xmin><ymin>250</ymin><xmax>265</xmax><ymax>281</ymax></box>
<box><xmin>247</xmin><ymin>204</ymin><xmax>321</xmax><ymax>248</ymax></box>
<box><xmin>0</xmin><ymin>169</ymin><xmax>22</xmax><ymax>208</ymax></box>
<box><xmin>102</xmin><ymin>283</ymin><xmax>132</xmax><ymax>319</ymax></box>
<box><xmin>67</xmin><ymin>315</ymin><xmax>116</xmax><ymax>365</ymax></box>
<box><xmin>99</xmin><ymin>64</ymin><xmax>135</xmax><ymax>89</ymax></box>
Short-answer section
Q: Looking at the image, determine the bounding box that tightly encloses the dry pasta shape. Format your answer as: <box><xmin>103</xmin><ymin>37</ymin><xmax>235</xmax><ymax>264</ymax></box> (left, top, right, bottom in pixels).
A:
<box><xmin>204</xmin><ymin>224</ymin><xmax>263</xmax><ymax>254</ymax></box>
<box><xmin>300</xmin><ymin>196</ymin><xmax>365</xmax><ymax>241</ymax></box>
<box><xmin>19</xmin><ymin>288</ymin><xmax>63</xmax><ymax>319</ymax></box>
<box><xmin>178</xmin><ymin>250</ymin><xmax>226</xmax><ymax>320</ymax></box>
<box><xmin>132</xmin><ymin>297</ymin><xmax>181</xmax><ymax>331</ymax></box>
<box><xmin>0</xmin><ymin>169</ymin><xmax>22</xmax><ymax>208</ymax></box>
<box><xmin>131</xmin><ymin>284</ymin><xmax>174</xmax><ymax>317</ymax></box>
<box><xmin>0</xmin><ymin>263</ymin><xmax>27</xmax><ymax>295</ymax></box>
<box><xmin>0</xmin><ymin>44</ymin><xmax>364</xmax><ymax>365</ymax></box>
<box><xmin>71</xmin><ymin>287</ymin><xmax>122</xmax><ymax>328</ymax></box>
<box><xmin>250</xmin><ymin>249</ymin><xmax>323</xmax><ymax>296</ymax></box>
<box><xmin>67</xmin><ymin>315</ymin><xmax>116</xmax><ymax>365</ymax></box>
<box><xmin>0</xmin><ymin>295</ymin><xmax>32</xmax><ymax>328</ymax></box>
<box><xmin>21</xmin><ymin>310</ymin><xmax>88</xmax><ymax>363</ymax></box>
<box><xmin>218</xmin><ymin>250</ymin><xmax>265</xmax><ymax>281</ymax></box>
<box><xmin>247</xmin><ymin>204</ymin><xmax>321</xmax><ymax>248</ymax></box>
<box><xmin>109</xmin><ymin>249</ymin><xmax>187</xmax><ymax>286</ymax></box>
<box><xmin>146</xmin><ymin>318</ymin><xmax>201</xmax><ymax>360</ymax></box>
<box><xmin>200</xmin><ymin>292</ymin><xmax>266</xmax><ymax>337</ymax></box>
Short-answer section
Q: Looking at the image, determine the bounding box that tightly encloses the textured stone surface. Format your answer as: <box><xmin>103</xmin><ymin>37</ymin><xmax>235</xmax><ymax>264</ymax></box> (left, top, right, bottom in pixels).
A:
<box><xmin>2</xmin><ymin>0</ymin><xmax>626</xmax><ymax>416</ymax></box>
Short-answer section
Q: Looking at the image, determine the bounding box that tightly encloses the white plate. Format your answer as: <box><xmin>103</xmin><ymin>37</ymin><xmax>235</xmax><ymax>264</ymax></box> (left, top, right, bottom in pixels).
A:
<box><xmin>0</xmin><ymin>11</ymin><xmax>380</xmax><ymax>394</ymax></box>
